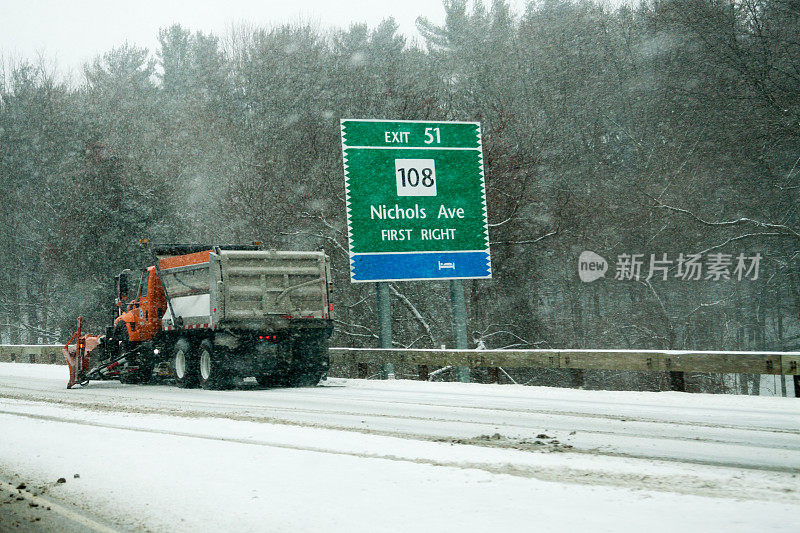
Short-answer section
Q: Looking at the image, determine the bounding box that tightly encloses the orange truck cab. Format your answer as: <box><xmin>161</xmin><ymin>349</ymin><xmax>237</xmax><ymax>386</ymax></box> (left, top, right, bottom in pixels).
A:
<box><xmin>114</xmin><ymin>267</ymin><xmax>167</xmax><ymax>343</ymax></box>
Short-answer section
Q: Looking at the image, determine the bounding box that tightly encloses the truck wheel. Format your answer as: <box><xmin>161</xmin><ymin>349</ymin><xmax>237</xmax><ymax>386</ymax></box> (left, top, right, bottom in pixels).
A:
<box><xmin>173</xmin><ymin>338</ymin><xmax>199</xmax><ymax>388</ymax></box>
<box><xmin>199</xmin><ymin>340</ymin><xmax>232</xmax><ymax>390</ymax></box>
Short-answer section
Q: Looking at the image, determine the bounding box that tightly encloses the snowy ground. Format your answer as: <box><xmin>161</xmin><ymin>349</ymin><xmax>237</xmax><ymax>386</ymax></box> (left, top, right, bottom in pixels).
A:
<box><xmin>0</xmin><ymin>362</ymin><xmax>798</xmax><ymax>532</ymax></box>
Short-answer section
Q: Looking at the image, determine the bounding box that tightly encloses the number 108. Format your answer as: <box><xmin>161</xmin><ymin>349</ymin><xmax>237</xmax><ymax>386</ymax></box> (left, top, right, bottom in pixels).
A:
<box><xmin>395</xmin><ymin>159</ymin><xmax>437</xmax><ymax>197</ymax></box>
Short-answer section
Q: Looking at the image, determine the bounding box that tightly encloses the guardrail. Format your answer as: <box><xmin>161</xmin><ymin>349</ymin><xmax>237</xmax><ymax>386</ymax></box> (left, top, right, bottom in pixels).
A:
<box><xmin>0</xmin><ymin>345</ymin><xmax>64</xmax><ymax>364</ymax></box>
<box><xmin>327</xmin><ymin>347</ymin><xmax>800</xmax><ymax>375</ymax></box>
<box><xmin>3</xmin><ymin>345</ymin><xmax>799</xmax><ymax>374</ymax></box>
<box><xmin>329</xmin><ymin>347</ymin><xmax>800</xmax><ymax>396</ymax></box>
<box><xmin>3</xmin><ymin>345</ymin><xmax>798</xmax><ymax>394</ymax></box>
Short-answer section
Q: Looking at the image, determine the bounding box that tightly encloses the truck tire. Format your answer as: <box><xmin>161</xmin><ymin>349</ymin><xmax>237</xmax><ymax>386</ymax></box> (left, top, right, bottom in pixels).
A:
<box><xmin>199</xmin><ymin>340</ymin><xmax>232</xmax><ymax>390</ymax></box>
<box><xmin>173</xmin><ymin>338</ymin><xmax>199</xmax><ymax>388</ymax></box>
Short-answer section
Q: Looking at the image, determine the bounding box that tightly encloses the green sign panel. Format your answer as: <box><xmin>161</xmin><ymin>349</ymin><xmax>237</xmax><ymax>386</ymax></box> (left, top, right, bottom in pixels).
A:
<box><xmin>341</xmin><ymin>119</ymin><xmax>491</xmax><ymax>282</ymax></box>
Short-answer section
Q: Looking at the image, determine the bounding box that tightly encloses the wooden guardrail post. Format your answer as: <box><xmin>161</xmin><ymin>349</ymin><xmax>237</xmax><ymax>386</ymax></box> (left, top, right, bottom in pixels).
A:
<box><xmin>663</xmin><ymin>355</ymin><xmax>685</xmax><ymax>392</ymax></box>
<box><xmin>781</xmin><ymin>355</ymin><xmax>799</xmax><ymax>397</ymax></box>
<box><xmin>669</xmin><ymin>371</ymin><xmax>686</xmax><ymax>392</ymax></box>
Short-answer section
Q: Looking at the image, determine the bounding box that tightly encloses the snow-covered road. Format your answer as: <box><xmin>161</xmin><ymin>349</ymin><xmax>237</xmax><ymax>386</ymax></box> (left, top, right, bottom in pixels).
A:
<box><xmin>0</xmin><ymin>362</ymin><xmax>798</xmax><ymax>532</ymax></box>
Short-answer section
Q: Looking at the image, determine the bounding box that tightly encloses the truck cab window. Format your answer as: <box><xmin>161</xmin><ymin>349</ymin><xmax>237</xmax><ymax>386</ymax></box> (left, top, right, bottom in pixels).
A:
<box><xmin>138</xmin><ymin>270</ymin><xmax>149</xmax><ymax>298</ymax></box>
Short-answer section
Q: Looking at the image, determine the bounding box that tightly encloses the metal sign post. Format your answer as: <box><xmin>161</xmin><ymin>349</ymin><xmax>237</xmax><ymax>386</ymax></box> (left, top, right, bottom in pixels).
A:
<box><xmin>375</xmin><ymin>282</ymin><xmax>394</xmax><ymax>378</ymax></box>
<box><xmin>450</xmin><ymin>279</ymin><xmax>470</xmax><ymax>382</ymax></box>
<box><xmin>341</xmin><ymin>119</ymin><xmax>491</xmax><ymax>382</ymax></box>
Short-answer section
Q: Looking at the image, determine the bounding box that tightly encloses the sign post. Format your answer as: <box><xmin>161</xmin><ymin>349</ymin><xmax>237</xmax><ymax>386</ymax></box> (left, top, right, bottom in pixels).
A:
<box><xmin>341</xmin><ymin>119</ymin><xmax>491</xmax><ymax>381</ymax></box>
<box><xmin>450</xmin><ymin>278</ymin><xmax>470</xmax><ymax>382</ymax></box>
<box><xmin>375</xmin><ymin>282</ymin><xmax>393</xmax><ymax>378</ymax></box>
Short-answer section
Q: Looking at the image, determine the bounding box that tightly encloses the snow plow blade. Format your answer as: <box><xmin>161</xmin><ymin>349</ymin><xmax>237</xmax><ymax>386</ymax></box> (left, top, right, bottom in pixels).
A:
<box><xmin>63</xmin><ymin>317</ymin><xmax>102</xmax><ymax>388</ymax></box>
<box><xmin>64</xmin><ymin>344</ymin><xmax>86</xmax><ymax>389</ymax></box>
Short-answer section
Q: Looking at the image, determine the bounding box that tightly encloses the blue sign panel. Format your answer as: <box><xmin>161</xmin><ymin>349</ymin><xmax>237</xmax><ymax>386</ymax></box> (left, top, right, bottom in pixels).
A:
<box><xmin>350</xmin><ymin>251</ymin><xmax>492</xmax><ymax>282</ymax></box>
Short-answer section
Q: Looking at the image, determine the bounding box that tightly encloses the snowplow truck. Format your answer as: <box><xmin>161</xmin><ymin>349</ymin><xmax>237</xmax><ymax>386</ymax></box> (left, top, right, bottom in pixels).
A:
<box><xmin>64</xmin><ymin>244</ymin><xmax>334</xmax><ymax>389</ymax></box>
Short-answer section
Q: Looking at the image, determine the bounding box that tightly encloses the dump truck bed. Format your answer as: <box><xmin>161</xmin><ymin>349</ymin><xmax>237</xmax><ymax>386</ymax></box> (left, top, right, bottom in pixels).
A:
<box><xmin>160</xmin><ymin>249</ymin><xmax>332</xmax><ymax>331</ymax></box>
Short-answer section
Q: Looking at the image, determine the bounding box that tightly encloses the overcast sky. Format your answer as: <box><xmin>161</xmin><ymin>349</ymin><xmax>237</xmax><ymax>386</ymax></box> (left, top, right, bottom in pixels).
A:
<box><xmin>1</xmin><ymin>0</ymin><xmax>533</xmax><ymax>79</ymax></box>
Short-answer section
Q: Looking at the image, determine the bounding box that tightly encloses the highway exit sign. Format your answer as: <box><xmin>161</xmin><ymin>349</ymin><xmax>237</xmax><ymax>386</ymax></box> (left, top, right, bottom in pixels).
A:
<box><xmin>341</xmin><ymin>119</ymin><xmax>492</xmax><ymax>282</ymax></box>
